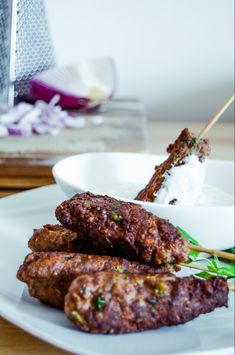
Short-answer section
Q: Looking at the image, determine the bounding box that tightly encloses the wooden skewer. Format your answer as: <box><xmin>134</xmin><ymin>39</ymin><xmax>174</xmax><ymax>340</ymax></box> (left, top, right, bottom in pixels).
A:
<box><xmin>228</xmin><ymin>284</ymin><xmax>235</xmax><ymax>292</ymax></box>
<box><xmin>190</xmin><ymin>244</ymin><xmax>235</xmax><ymax>261</ymax></box>
<box><xmin>180</xmin><ymin>262</ymin><xmax>235</xmax><ymax>291</ymax></box>
<box><xmin>180</xmin><ymin>262</ymin><xmax>212</xmax><ymax>273</ymax></box>
<box><xmin>198</xmin><ymin>93</ymin><xmax>235</xmax><ymax>139</ymax></box>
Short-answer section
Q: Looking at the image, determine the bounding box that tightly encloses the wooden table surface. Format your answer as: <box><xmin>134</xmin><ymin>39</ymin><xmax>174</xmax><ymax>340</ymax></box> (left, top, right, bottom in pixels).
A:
<box><xmin>0</xmin><ymin>121</ymin><xmax>234</xmax><ymax>354</ymax></box>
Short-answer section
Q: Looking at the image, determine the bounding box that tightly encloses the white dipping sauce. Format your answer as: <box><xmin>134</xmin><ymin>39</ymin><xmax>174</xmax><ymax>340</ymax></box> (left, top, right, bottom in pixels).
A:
<box><xmin>196</xmin><ymin>185</ymin><xmax>234</xmax><ymax>206</ymax></box>
<box><xmin>90</xmin><ymin>182</ymin><xmax>233</xmax><ymax>207</ymax></box>
<box><xmin>154</xmin><ymin>155</ymin><xmax>205</xmax><ymax>206</ymax></box>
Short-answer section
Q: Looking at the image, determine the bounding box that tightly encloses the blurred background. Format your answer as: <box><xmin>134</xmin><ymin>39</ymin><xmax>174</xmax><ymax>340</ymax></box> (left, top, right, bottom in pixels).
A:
<box><xmin>46</xmin><ymin>0</ymin><xmax>234</xmax><ymax>121</ymax></box>
<box><xmin>0</xmin><ymin>0</ymin><xmax>234</xmax><ymax>197</ymax></box>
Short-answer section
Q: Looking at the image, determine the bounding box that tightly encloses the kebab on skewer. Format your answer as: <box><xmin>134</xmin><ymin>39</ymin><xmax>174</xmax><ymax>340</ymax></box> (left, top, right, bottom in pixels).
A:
<box><xmin>55</xmin><ymin>192</ymin><xmax>190</xmax><ymax>266</ymax></box>
<box><xmin>135</xmin><ymin>128</ymin><xmax>210</xmax><ymax>205</ymax></box>
<box><xmin>28</xmin><ymin>224</ymin><xmax>97</xmax><ymax>254</ymax></box>
<box><xmin>28</xmin><ymin>222</ymin><xmax>235</xmax><ymax>262</ymax></box>
<box><xmin>135</xmin><ymin>93</ymin><xmax>235</xmax><ymax>206</ymax></box>
<box><xmin>55</xmin><ymin>192</ymin><xmax>235</xmax><ymax>264</ymax></box>
<box><xmin>17</xmin><ymin>251</ymin><xmax>174</xmax><ymax>308</ymax></box>
<box><xmin>17</xmin><ymin>191</ymin><xmax>234</xmax><ymax>334</ymax></box>
<box><xmin>64</xmin><ymin>271</ymin><xmax>228</xmax><ymax>334</ymax></box>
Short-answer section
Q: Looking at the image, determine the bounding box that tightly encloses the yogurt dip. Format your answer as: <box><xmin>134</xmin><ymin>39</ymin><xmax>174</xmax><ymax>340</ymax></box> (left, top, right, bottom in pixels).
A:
<box><xmin>154</xmin><ymin>155</ymin><xmax>205</xmax><ymax>206</ymax></box>
<box><xmin>87</xmin><ymin>180</ymin><xmax>233</xmax><ymax>207</ymax></box>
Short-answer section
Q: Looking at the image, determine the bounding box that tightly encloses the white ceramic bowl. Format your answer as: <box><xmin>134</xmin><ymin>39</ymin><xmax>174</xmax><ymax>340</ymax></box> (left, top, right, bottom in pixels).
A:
<box><xmin>53</xmin><ymin>152</ymin><xmax>234</xmax><ymax>250</ymax></box>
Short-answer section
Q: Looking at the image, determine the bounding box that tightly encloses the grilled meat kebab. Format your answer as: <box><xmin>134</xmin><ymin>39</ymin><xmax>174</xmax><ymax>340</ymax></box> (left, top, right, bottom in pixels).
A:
<box><xmin>17</xmin><ymin>190</ymin><xmax>230</xmax><ymax>335</ymax></box>
<box><xmin>55</xmin><ymin>192</ymin><xmax>190</xmax><ymax>266</ymax></box>
<box><xmin>135</xmin><ymin>128</ymin><xmax>210</xmax><ymax>204</ymax></box>
<box><xmin>28</xmin><ymin>224</ymin><xmax>96</xmax><ymax>254</ymax></box>
<box><xmin>17</xmin><ymin>252</ymin><xmax>173</xmax><ymax>308</ymax></box>
<box><xmin>65</xmin><ymin>271</ymin><xmax>228</xmax><ymax>334</ymax></box>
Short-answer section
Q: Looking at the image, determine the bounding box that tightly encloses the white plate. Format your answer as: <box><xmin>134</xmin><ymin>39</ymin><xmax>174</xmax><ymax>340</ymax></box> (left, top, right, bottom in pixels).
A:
<box><xmin>0</xmin><ymin>185</ymin><xmax>234</xmax><ymax>355</ymax></box>
<box><xmin>53</xmin><ymin>152</ymin><xmax>234</xmax><ymax>250</ymax></box>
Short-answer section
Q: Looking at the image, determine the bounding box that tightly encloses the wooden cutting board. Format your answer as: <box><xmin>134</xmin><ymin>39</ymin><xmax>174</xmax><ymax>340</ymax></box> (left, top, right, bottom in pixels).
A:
<box><xmin>0</xmin><ymin>100</ymin><xmax>147</xmax><ymax>196</ymax></box>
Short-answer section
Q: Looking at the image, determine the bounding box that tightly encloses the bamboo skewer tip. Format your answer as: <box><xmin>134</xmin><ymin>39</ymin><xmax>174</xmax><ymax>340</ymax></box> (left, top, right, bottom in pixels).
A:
<box><xmin>198</xmin><ymin>93</ymin><xmax>235</xmax><ymax>139</ymax></box>
<box><xmin>190</xmin><ymin>244</ymin><xmax>235</xmax><ymax>262</ymax></box>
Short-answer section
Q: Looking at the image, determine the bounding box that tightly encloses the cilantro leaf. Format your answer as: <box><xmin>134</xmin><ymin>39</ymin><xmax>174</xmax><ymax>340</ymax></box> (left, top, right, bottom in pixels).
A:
<box><xmin>177</xmin><ymin>227</ymin><xmax>235</xmax><ymax>279</ymax></box>
<box><xmin>96</xmin><ymin>296</ymin><xmax>105</xmax><ymax>311</ymax></box>
<box><xmin>195</xmin><ymin>271</ymin><xmax>214</xmax><ymax>280</ymax></box>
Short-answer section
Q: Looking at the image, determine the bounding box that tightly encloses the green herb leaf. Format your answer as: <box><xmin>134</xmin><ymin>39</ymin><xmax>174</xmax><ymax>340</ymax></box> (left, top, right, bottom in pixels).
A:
<box><xmin>114</xmin><ymin>266</ymin><xmax>123</xmax><ymax>273</ymax></box>
<box><xmin>153</xmin><ymin>281</ymin><xmax>167</xmax><ymax>295</ymax></box>
<box><xmin>191</xmin><ymin>137</ymin><xmax>199</xmax><ymax>144</ymax></box>
<box><xmin>176</xmin><ymin>226</ymin><xmax>201</xmax><ymax>262</ymax></box>
<box><xmin>216</xmin><ymin>266</ymin><xmax>235</xmax><ymax>278</ymax></box>
<box><xmin>195</xmin><ymin>271</ymin><xmax>214</xmax><ymax>280</ymax></box>
<box><xmin>147</xmin><ymin>299</ymin><xmax>158</xmax><ymax>305</ymax></box>
<box><xmin>110</xmin><ymin>212</ymin><xmax>123</xmax><ymax>222</ymax></box>
<box><xmin>112</xmin><ymin>202</ymin><xmax>121</xmax><ymax>208</ymax></box>
<box><xmin>205</xmin><ymin>256</ymin><xmax>235</xmax><ymax>278</ymax></box>
<box><xmin>220</xmin><ymin>248</ymin><xmax>235</xmax><ymax>267</ymax></box>
<box><xmin>177</xmin><ymin>227</ymin><xmax>235</xmax><ymax>279</ymax></box>
<box><xmin>197</xmin><ymin>256</ymin><xmax>235</xmax><ymax>279</ymax></box>
<box><xmin>209</xmin><ymin>256</ymin><xmax>220</xmax><ymax>272</ymax></box>
<box><xmin>70</xmin><ymin>310</ymin><xmax>84</xmax><ymax>324</ymax></box>
<box><xmin>196</xmin><ymin>267</ymin><xmax>235</xmax><ymax>279</ymax></box>
<box><xmin>96</xmin><ymin>296</ymin><xmax>105</xmax><ymax>311</ymax></box>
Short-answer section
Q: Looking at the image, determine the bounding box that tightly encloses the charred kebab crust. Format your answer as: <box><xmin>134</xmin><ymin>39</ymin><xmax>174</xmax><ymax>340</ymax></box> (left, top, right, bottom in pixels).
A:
<box><xmin>135</xmin><ymin>128</ymin><xmax>210</xmax><ymax>202</ymax></box>
<box><xmin>28</xmin><ymin>224</ymin><xmax>97</xmax><ymax>254</ymax></box>
<box><xmin>16</xmin><ymin>251</ymin><xmax>173</xmax><ymax>308</ymax></box>
<box><xmin>55</xmin><ymin>192</ymin><xmax>190</xmax><ymax>266</ymax></box>
<box><xmin>64</xmin><ymin>271</ymin><xmax>228</xmax><ymax>334</ymax></box>
<box><xmin>28</xmin><ymin>224</ymin><xmax>78</xmax><ymax>252</ymax></box>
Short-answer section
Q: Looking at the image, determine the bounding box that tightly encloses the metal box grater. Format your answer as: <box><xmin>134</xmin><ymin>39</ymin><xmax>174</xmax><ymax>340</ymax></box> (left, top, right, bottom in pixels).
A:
<box><xmin>0</xmin><ymin>0</ymin><xmax>54</xmax><ymax>106</ymax></box>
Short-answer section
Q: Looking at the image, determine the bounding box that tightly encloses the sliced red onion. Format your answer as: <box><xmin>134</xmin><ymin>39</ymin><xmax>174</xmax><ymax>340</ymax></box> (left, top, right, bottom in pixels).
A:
<box><xmin>0</xmin><ymin>103</ymin><xmax>34</xmax><ymax>125</ymax></box>
<box><xmin>33</xmin><ymin>122</ymin><xmax>61</xmax><ymax>135</ymax></box>
<box><xmin>48</xmin><ymin>94</ymin><xmax>61</xmax><ymax>107</ymax></box>
<box><xmin>0</xmin><ymin>112</ymin><xmax>18</xmax><ymax>125</ymax></box>
<box><xmin>8</xmin><ymin>124</ymin><xmax>32</xmax><ymax>136</ymax></box>
<box><xmin>32</xmin><ymin>123</ymin><xmax>48</xmax><ymax>135</ymax></box>
<box><xmin>0</xmin><ymin>95</ymin><xmax>89</xmax><ymax>137</ymax></box>
<box><xmin>30</xmin><ymin>57</ymin><xmax>116</xmax><ymax>110</ymax></box>
<box><xmin>19</xmin><ymin>108</ymin><xmax>41</xmax><ymax>125</ymax></box>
